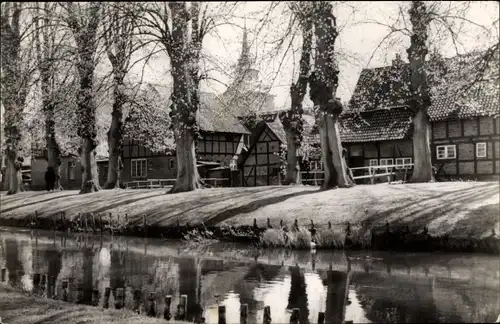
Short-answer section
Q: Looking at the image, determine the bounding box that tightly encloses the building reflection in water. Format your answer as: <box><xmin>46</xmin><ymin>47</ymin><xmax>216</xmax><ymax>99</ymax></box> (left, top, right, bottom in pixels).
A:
<box><xmin>1</xmin><ymin>231</ymin><xmax>499</xmax><ymax>324</ymax></box>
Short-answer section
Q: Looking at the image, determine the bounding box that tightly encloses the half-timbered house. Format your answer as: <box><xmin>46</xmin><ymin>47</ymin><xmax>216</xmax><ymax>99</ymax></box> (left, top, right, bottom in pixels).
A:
<box><xmin>342</xmin><ymin>52</ymin><xmax>500</xmax><ymax>181</ymax></box>
<box><xmin>120</xmin><ymin>92</ymin><xmax>251</xmax><ymax>187</ymax></box>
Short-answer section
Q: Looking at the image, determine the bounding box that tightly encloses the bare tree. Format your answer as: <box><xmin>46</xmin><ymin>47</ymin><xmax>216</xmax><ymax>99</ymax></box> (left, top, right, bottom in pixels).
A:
<box><xmin>102</xmin><ymin>2</ymin><xmax>139</xmax><ymax>189</ymax></box>
<box><xmin>135</xmin><ymin>2</ymin><xmax>235</xmax><ymax>193</ymax></box>
<box><xmin>309</xmin><ymin>2</ymin><xmax>354</xmax><ymax>190</ymax></box>
<box><xmin>278</xmin><ymin>2</ymin><xmax>313</xmax><ymax>185</ymax></box>
<box><xmin>34</xmin><ymin>2</ymin><xmax>72</xmax><ymax>191</ymax></box>
<box><xmin>406</xmin><ymin>1</ymin><xmax>434</xmax><ymax>182</ymax></box>
<box><xmin>62</xmin><ymin>2</ymin><xmax>104</xmax><ymax>193</ymax></box>
<box><xmin>1</xmin><ymin>2</ymin><xmax>35</xmax><ymax>194</ymax></box>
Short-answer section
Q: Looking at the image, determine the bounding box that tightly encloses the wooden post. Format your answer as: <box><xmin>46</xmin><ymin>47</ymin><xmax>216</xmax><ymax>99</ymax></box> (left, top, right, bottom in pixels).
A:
<box><xmin>267</xmin><ymin>218</ymin><xmax>271</xmax><ymax>228</ymax></box>
<box><xmin>62</xmin><ymin>280</ymin><xmax>69</xmax><ymax>302</ymax></box>
<box><xmin>318</xmin><ymin>312</ymin><xmax>325</xmax><ymax>324</ymax></box>
<box><xmin>218</xmin><ymin>305</ymin><xmax>226</xmax><ymax>324</ymax></box>
<box><xmin>99</xmin><ymin>214</ymin><xmax>103</xmax><ymax>233</ymax></box>
<box><xmin>103</xmin><ymin>287</ymin><xmax>111</xmax><ymax>309</ymax></box>
<box><xmin>240</xmin><ymin>303</ymin><xmax>248</xmax><ymax>324</ymax></box>
<box><xmin>290</xmin><ymin>308</ymin><xmax>300</xmax><ymax>324</ymax></box>
<box><xmin>386</xmin><ymin>166</ymin><xmax>391</xmax><ymax>183</ymax></box>
<box><xmin>253</xmin><ymin>218</ymin><xmax>258</xmax><ymax>229</ymax></box>
<box><xmin>117</xmin><ymin>214</ymin><xmax>121</xmax><ymax>227</ymax></box>
<box><xmin>34</xmin><ymin>210</ymin><xmax>39</xmax><ymax>227</ymax></box>
<box><xmin>1</xmin><ymin>268</ymin><xmax>6</xmax><ymax>282</ymax></box>
<box><xmin>143</xmin><ymin>214</ymin><xmax>147</xmax><ymax>236</ymax></box>
<box><xmin>280</xmin><ymin>219</ymin><xmax>283</xmax><ymax>228</ymax></box>
<box><xmin>115</xmin><ymin>288</ymin><xmax>124</xmax><ymax>309</ymax></box>
<box><xmin>125</xmin><ymin>213</ymin><xmax>128</xmax><ymax>226</ymax></box>
<box><xmin>178</xmin><ymin>294</ymin><xmax>188</xmax><ymax>320</ymax></box>
<box><xmin>84</xmin><ymin>214</ymin><xmax>88</xmax><ymax>234</ymax></box>
<box><xmin>146</xmin><ymin>292</ymin><xmax>156</xmax><ymax>317</ymax></box>
<box><xmin>314</xmin><ymin>170</ymin><xmax>317</xmax><ymax>186</ymax></box>
<box><xmin>92</xmin><ymin>289</ymin><xmax>100</xmax><ymax>306</ymax></box>
<box><xmin>369</xmin><ymin>167</ymin><xmax>375</xmax><ymax>185</ymax></box>
<box><xmin>263</xmin><ymin>305</ymin><xmax>271</xmax><ymax>324</ymax></box>
<box><xmin>328</xmin><ymin>221</ymin><xmax>332</xmax><ymax>229</ymax></box>
<box><xmin>164</xmin><ymin>295</ymin><xmax>172</xmax><ymax>320</ymax></box>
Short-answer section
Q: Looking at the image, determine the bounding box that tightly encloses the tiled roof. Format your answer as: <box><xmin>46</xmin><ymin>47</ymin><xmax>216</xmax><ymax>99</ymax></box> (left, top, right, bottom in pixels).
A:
<box><xmin>198</xmin><ymin>93</ymin><xmax>251</xmax><ymax>134</ymax></box>
<box><xmin>339</xmin><ymin>108</ymin><xmax>413</xmax><ymax>143</ymax></box>
<box><xmin>348</xmin><ymin>52</ymin><xmax>499</xmax><ymax>122</ymax></box>
<box><xmin>265</xmin><ymin>119</ymin><xmax>287</xmax><ymax>143</ymax></box>
<box><xmin>428</xmin><ymin>91</ymin><xmax>499</xmax><ymax>121</ymax></box>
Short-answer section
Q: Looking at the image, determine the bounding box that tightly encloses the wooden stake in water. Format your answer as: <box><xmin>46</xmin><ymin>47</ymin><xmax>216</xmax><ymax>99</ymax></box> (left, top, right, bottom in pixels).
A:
<box><xmin>263</xmin><ymin>306</ymin><xmax>271</xmax><ymax>324</ymax></box>
<box><xmin>62</xmin><ymin>280</ymin><xmax>69</xmax><ymax>302</ymax></box>
<box><xmin>290</xmin><ymin>308</ymin><xmax>300</xmax><ymax>324</ymax></box>
<box><xmin>1</xmin><ymin>268</ymin><xmax>6</xmax><ymax>282</ymax></box>
<box><xmin>164</xmin><ymin>295</ymin><xmax>172</xmax><ymax>320</ymax></box>
<box><xmin>99</xmin><ymin>214</ymin><xmax>103</xmax><ymax>233</ymax></box>
<box><xmin>133</xmin><ymin>289</ymin><xmax>141</xmax><ymax>314</ymax></box>
<box><xmin>33</xmin><ymin>273</ymin><xmax>41</xmax><ymax>289</ymax></box>
<box><xmin>240</xmin><ymin>303</ymin><xmax>248</xmax><ymax>324</ymax></box>
<box><xmin>178</xmin><ymin>294</ymin><xmax>188</xmax><ymax>320</ymax></box>
<box><xmin>103</xmin><ymin>287</ymin><xmax>111</xmax><ymax>309</ymax></box>
<box><xmin>318</xmin><ymin>312</ymin><xmax>325</xmax><ymax>324</ymax></box>
<box><xmin>92</xmin><ymin>289</ymin><xmax>100</xmax><ymax>306</ymax></box>
<box><xmin>143</xmin><ymin>214</ymin><xmax>147</xmax><ymax>236</ymax></box>
<box><xmin>146</xmin><ymin>292</ymin><xmax>156</xmax><ymax>317</ymax></box>
<box><xmin>76</xmin><ymin>286</ymin><xmax>83</xmax><ymax>304</ymax></box>
<box><xmin>115</xmin><ymin>288</ymin><xmax>124</xmax><ymax>309</ymax></box>
<box><xmin>218</xmin><ymin>305</ymin><xmax>226</xmax><ymax>324</ymax></box>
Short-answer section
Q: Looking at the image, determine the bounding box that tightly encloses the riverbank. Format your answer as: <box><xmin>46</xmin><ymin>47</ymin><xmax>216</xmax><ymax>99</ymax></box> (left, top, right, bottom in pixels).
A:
<box><xmin>0</xmin><ymin>182</ymin><xmax>499</xmax><ymax>253</ymax></box>
<box><xmin>0</xmin><ymin>284</ymin><xmax>186</xmax><ymax>324</ymax></box>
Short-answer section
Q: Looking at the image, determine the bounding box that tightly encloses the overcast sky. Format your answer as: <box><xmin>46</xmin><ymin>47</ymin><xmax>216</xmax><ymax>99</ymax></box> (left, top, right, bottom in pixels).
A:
<box><xmin>124</xmin><ymin>1</ymin><xmax>499</xmax><ymax>110</ymax></box>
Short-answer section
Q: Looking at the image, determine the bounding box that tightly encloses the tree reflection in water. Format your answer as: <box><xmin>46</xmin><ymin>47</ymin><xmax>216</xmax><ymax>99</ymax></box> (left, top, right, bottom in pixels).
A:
<box><xmin>287</xmin><ymin>265</ymin><xmax>310</xmax><ymax>324</ymax></box>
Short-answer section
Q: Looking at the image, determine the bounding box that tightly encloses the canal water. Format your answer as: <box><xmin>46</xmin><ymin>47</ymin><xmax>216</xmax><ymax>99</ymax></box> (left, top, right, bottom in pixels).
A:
<box><xmin>0</xmin><ymin>227</ymin><xmax>498</xmax><ymax>324</ymax></box>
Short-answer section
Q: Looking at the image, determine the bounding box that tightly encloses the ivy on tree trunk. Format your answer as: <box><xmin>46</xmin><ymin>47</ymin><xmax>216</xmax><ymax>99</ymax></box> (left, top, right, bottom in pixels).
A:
<box><xmin>167</xmin><ymin>2</ymin><xmax>205</xmax><ymax>194</ymax></box>
<box><xmin>65</xmin><ymin>2</ymin><xmax>103</xmax><ymax>194</ymax></box>
<box><xmin>309</xmin><ymin>2</ymin><xmax>354</xmax><ymax>190</ymax></box>
<box><xmin>279</xmin><ymin>14</ymin><xmax>312</xmax><ymax>185</ymax></box>
<box><xmin>1</xmin><ymin>2</ymin><xmax>29</xmax><ymax>195</ymax></box>
<box><xmin>407</xmin><ymin>1</ymin><xmax>435</xmax><ymax>183</ymax></box>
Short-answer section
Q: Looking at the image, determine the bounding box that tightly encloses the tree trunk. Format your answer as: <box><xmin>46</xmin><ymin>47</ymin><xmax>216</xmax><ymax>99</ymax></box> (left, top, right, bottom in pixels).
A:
<box><xmin>411</xmin><ymin>109</ymin><xmax>434</xmax><ymax>182</ymax></box>
<box><xmin>284</xmin><ymin>130</ymin><xmax>299</xmax><ymax>184</ymax></box>
<box><xmin>5</xmin><ymin>150</ymin><xmax>23</xmax><ymax>195</ymax></box>
<box><xmin>104</xmin><ymin>85</ymin><xmax>125</xmax><ymax>189</ymax></box>
<box><xmin>45</xmin><ymin>104</ymin><xmax>63</xmax><ymax>190</ymax></box>
<box><xmin>80</xmin><ymin>137</ymin><xmax>100</xmax><ymax>193</ymax></box>
<box><xmin>77</xmin><ymin>69</ymin><xmax>101</xmax><ymax>194</ymax></box>
<box><xmin>167</xmin><ymin>2</ymin><xmax>204</xmax><ymax>194</ymax></box>
<box><xmin>407</xmin><ymin>1</ymin><xmax>435</xmax><ymax>183</ymax></box>
<box><xmin>280</xmin><ymin>15</ymin><xmax>312</xmax><ymax>185</ymax></box>
<box><xmin>169</xmin><ymin>128</ymin><xmax>203</xmax><ymax>193</ymax></box>
<box><xmin>309</xmin><ymin>2</ymin><xmax>354</xmax><ymax>190</ymax></box>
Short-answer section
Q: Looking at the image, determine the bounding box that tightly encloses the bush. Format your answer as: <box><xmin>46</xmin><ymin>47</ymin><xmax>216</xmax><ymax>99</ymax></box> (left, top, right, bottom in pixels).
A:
<box><xmin>315</xmin><ymin>229</ymin><xmax>345</xmax><ymax>249</ymax></box>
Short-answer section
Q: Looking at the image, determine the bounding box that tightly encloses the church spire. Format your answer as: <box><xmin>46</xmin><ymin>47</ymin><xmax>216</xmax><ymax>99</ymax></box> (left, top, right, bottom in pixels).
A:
<box><xmin>237</xmin><ymin>19</ymin><xmax>252</xmax><ymax>71</ymax></box>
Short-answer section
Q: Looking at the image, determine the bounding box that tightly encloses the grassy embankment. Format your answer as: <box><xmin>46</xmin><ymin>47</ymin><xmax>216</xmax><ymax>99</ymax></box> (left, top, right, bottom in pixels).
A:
<box><xmin>0</xmin><ymin>182</ymin><xmax>499</xmax><ymax>253</ymax></box>
<box><xmin>0</xmin><ymin>284</ymin><xmax>186</xmax><ymax>324</ymax></box>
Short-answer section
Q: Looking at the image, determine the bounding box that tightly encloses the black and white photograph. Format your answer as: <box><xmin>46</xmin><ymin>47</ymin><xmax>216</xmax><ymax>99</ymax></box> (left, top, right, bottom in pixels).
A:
<box><xmin>0</xmin><ymin>1</ymin><xmax>499</xmax><ymax>323</ymax></box>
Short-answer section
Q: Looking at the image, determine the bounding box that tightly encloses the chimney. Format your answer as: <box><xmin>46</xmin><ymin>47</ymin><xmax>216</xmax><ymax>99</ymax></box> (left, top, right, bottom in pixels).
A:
<box><xmin>392</xmin><ymin>53</ymin><xmax>402</xmax><ymax>66</ymax></box>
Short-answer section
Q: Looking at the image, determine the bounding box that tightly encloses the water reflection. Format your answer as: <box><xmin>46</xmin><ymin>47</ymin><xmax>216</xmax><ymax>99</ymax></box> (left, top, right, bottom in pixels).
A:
<box><xmin>0</xmin><ymin>229</ymin><xmax>499</xmax><ymax>324</ymax></box>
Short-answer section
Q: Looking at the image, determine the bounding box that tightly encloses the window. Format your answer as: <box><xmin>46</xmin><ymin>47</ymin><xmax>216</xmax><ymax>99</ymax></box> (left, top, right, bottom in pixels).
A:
<box><xmin>476</xmin><ymin>142</ymin><xmax>487</xmax><ymax>158</ymax></box>
<box><xmin>369</xmin><ymin>159</ymin><xmax>378</xmax><ymax>167</ymax></box>
<box><xmin>436</xmin><ymin>145</ymin><xmax>456</xmax><ymax>160</ymax></box>
<box><xmin>395</xmin><ymin>157</ymin><xmax>413</xmax><ymax>169</ymax></box>
<box><xmin>68</xmin><ymin>161</ymin><xmax>76</xmax><ymax>180</ymax></box>
<box><xmin>169</xmin><ymin>158</ymin><xmax>175</xmax><ymax>170</ymax></box>
<box><xmin>380</xmin><ymin>158</ymin><xmax>394</xmax><ymax>166</ymax></box>
<box><xmin>131</xmin><ymin>159</ymin><xmax>147</xmax><ymax>178</ymax></box>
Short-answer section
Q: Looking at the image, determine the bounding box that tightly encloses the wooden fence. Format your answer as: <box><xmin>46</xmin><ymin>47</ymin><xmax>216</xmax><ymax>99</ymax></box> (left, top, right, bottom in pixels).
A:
<box><xmin>300</xmin><ymin>163</ymin><xmax>414</xmax><ymax>186</ymax></box>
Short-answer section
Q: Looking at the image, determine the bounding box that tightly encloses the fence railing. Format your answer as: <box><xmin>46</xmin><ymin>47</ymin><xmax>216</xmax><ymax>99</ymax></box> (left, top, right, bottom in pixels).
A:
<box><xmin>300</xmin><ymin>163</ymin><xmax>414</xmax><ymax>185</ymax></box>
<box><xmin>124</xmin><ymin>178</ymin><xmax>230</xmax><ymax>189</ymax></box>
